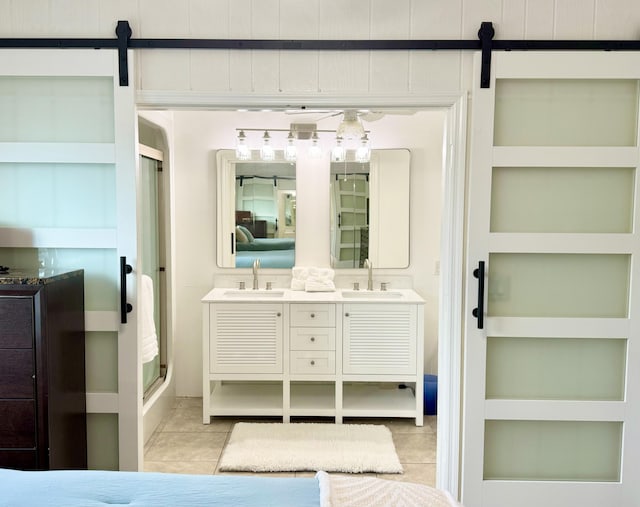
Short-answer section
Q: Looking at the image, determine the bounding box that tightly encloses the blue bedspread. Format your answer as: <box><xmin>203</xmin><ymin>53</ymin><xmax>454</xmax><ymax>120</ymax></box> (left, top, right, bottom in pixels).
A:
<box><xmin>236</xmin><ymin>238</ymin><xmax>295</xmax><ymax>251</ymax></box>
<box><xmin>0</xmin><ymin>468</ymin><xmax>320</xmax><ymax>507</ymax></box>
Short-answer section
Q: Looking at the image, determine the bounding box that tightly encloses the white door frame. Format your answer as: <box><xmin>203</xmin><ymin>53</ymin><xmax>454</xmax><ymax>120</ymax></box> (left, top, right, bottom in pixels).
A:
<box><xmin>138</xmin><ymin>91</ymin><xmax>468</xmax><ymax>497</ymax></box>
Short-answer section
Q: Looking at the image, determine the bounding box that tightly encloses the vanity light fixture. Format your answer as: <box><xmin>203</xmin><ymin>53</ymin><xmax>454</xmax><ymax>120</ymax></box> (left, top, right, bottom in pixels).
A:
<box><xmin>260</xmin><ymin>131</ymin><xmax>275</xmax><ymax>161</ymax></box>
<box><xmin>308</xmin><ymin>131</ymin><xmax>322</xmax><ymax>158</ymax></box>
<box><xmin>234</xmin><ymin>125</ymin><xmax>370</xmax><ymax>161</ymax></box>
<box><xmin>235</xmin><ymin>130</ymin><xmax>251</xmax><ymax>160</ymax></box>
<box><xmin>355</xmin><ymin>133</ymin><xmax>371</xmax><ymax>163</ymax></box>
<box><xmin>331</xmin><ymin>136</ymin><xmax>346</xmax><ymax>162</ymax></box>
<box><xmin>284</xmin><ymin>131</ymin><xmax>297</xmax><ymax>162</ymax></box>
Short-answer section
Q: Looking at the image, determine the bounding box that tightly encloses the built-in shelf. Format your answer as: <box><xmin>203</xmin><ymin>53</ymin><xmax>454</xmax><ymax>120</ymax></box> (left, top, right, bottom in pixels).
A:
<box><xmin>342</xmin><ymin>383</ymin><xmax>417</xmax><ymax>417</ymax></box>
<box><xmin>290</xmin><ymin>383</ymin><xmax>335</xmax><ymax>416</ymax></box>
<box><xmin>208</xmin><ymin>381</ymin><xmax>283</xmax><ymax>416</ymax></box>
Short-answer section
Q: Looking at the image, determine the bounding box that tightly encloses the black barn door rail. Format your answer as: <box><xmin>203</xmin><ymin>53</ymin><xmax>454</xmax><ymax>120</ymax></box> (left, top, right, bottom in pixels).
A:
<box><xmin>2</xmin><ymin>20</ymin><xmax>640</xmax><ymax>87</ymax></box>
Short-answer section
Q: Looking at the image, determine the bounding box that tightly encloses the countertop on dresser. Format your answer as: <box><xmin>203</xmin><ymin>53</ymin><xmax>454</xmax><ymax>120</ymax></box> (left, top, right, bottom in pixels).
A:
<box><xmin>0</xmin><ymin>269</ymin><xmax>84</xmax><ymax>286</ymax></box>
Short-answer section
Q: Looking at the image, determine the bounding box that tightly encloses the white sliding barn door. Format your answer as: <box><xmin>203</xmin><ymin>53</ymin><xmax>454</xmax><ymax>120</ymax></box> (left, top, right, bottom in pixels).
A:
<box><xmin>0</xmin><ymin>49</ymin><xmax>141</xmax><ymax>470</ymax></box>
<box><xmin>463</xmin><ymin>52</ymin><xmax>640</xmax><ymax>507</ymax></box>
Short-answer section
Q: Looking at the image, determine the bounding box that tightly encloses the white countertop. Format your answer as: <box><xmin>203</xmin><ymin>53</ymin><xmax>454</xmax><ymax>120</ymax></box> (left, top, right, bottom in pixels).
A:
<box><xmin>202</xmin><ymin>287</ymin><xmax>425</xmax><ymax>304</ymax></box>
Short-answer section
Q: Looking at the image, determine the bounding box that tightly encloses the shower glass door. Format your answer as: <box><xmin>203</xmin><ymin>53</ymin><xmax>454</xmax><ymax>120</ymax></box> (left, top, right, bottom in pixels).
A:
<box><xmin>139</xmin><ymin>147</ymin><xmax>164</xmax><ymax>397</ymax></box>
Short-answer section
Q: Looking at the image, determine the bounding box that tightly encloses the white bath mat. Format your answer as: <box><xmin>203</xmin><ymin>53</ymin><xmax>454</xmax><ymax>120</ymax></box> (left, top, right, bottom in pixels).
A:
<box><xmin>218</xmin><ymin>422</ymin><xmax>403</xmax><ymax>474</ymax></box>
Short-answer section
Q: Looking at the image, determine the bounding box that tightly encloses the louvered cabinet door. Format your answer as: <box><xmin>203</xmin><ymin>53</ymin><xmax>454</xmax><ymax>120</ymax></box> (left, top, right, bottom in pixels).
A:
<box><xmin>210</xmin><ymin>303</ymin><xmax>284</xmax><ymax>374</ymax></box>
<box><xmin>342</xmin><ymin>304</ymin><xmax>417</xmax><ymax>375</ymax></box>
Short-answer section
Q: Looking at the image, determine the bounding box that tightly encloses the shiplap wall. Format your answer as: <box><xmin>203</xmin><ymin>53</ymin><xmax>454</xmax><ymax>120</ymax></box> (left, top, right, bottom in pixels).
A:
<box><xmin>2</xmin><ymin>0</ymin><xmax>640</xmax><ymax>95</ymax></box>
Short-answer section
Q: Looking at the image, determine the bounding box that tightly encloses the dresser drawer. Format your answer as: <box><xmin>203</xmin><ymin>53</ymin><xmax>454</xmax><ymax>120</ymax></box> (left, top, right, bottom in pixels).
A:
<box><xmin>290</xmin><ymin>351</ymin><xmax>335</xmax><ymax>374</ymax></box>
<box><xmin>0</xmin><ymin>350</ymin><xmax>35</xmax><ymax>398</ymax></box>
<box><xmin>0</xmin><ymin>400</ymin><xmax>36</xmax><ymax>448</ymax></box>
<box><xmin>0</xmin><ymin>450</ymin><xmax>37</xmax><ymax>470</ymax></box>
<box><xmin>290</xmin><ymin>328</ymin><xmax>335</xmax><ymax>351</ymax></box>
<box><xmin>0</xmin><ymin>297</ymin><xmax>34</xmax><ymax>348</ymax></box>
<box><xmin>290</xmin><ymin>304</ymin><xmax>335</xmax><ymax>327</ymax></box>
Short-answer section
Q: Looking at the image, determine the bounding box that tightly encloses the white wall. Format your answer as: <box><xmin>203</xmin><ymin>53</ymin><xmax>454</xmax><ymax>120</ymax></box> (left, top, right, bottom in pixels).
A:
<box><xmin>170</xmin><ymin>109</ymin><xmax>444</xmax><ymax>396</ymax></box>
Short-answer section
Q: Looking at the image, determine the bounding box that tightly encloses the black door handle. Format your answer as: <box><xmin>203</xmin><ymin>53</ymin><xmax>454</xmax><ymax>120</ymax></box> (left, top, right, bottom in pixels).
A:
<box><xmin>120</xmin><ymin>256</ymin><xmax>133</xmax><ymax>324</ymax></box>
<box><xmin>472</xmin><ymin>261</ymin><xmax>485</xmax><ymax>329</ymax></box>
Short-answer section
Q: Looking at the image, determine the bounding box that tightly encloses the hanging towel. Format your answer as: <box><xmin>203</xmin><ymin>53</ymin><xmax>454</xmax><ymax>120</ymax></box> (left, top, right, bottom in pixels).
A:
<box><xmin>141</xmin><ymin>274</ymin><xmax>159</xmax><ymax>364</ymax></box>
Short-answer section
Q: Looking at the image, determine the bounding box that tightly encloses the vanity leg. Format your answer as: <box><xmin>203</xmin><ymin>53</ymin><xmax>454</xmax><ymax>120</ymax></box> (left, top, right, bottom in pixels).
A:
<box><xmin>283</xmin><ymin>380</ymin><xmax>290</xmax><ymax>423</ymax></box>
<box><xmin>415</xmin><ymin>378</ymin><xmax>424</xmax><ymax>427</ymax></box>
<box><xmin>335</xmin><ymin>380</ymin><xmax>343</xmax><ymax>424</ymax></box>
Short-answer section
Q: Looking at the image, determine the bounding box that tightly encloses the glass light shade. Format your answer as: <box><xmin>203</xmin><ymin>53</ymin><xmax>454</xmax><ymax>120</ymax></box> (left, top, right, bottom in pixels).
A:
<box><xmin>336</xmin><ymin>110</ymin><xmax>365</xmax><ymax>141</ymax></box>
<box><xmin>355</xmin><ymin>134</ymin><xmax>371</xmax><ymax>163</ymax></box>
<box><xmin>308</xmin><ymin>132</ymin><xmax>322</xmax><ymax>158</ymax></box>
<box><xmin>235</xmin><ymin>130</ymin><xmax>251</xmax><ymax>160</ymax></box>
<box><xmin>331</xmin><ymin>137</ymin><xmax>346</xmax><ymax>162</ymax></box>
<box><xmin>284</xmin><ymin>132</ymin><xmax>297</xmax><ymax>162</ymax></box>
<box><xmin>260</xmin><ymin>131</ymin><xmax>275</xmax><ymax>161</ymax></box>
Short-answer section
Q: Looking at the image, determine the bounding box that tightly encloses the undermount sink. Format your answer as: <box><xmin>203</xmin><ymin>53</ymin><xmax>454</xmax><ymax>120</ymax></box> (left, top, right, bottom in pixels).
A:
<box><xmin>341</xmin><ymin>290</ymin><xmax>403</xmax><ymax>299</ymax></box>
<box><xmin>223</xmin><ymin>289</ymin><xmax>285</xmax><ymax>298</ymax></box>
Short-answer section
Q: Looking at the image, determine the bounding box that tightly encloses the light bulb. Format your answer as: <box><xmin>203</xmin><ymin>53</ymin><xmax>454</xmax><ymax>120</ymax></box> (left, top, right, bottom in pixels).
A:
<box><xmin>355</xmin><ymin>133</ymin><xmax>371</xmax><ymax>163</ymax></box>
<box><xmin>308</xmin><ymin>132</ymin><xmax>322</xmax><ymax>158</ymax></box>
<box><xmin>331</xmin><ymin>136</ymin><xmax>345</xmax><ymax>162</ymax></box>
<box><xmin>336</xmin><ymin>110</ymin><xmax>365</xmax><ymax>141</ymax></box>
<box><xmin>260</xmin><ymin>131</ymin><xmax>275</xmax><ymax>161</ymax></box>
<box><xmin>284</xmin><ymin>131</ymin><xmax>297</xmax><ymax>162</ymax></box>
<box><xmin>235</xmin><ymin>130</ymin><xmax>251</xmax><ymax>160</ymax></box>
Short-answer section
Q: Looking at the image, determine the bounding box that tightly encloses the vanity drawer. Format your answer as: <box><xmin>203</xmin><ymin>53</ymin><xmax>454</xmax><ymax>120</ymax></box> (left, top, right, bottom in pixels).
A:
<box><xmin>290</xmin><ymin>351</ymin><xmax>335</xmax><ymax>375</ymax></box>
<box><xmin>290</xmin><ymin>328</ymin><xmax>335</xmax><ymax>351</ymax></box>
<box><xmin>290</xmin><ymin>304</ymin><xmax>335</xmax><ymax>327</ymax></box>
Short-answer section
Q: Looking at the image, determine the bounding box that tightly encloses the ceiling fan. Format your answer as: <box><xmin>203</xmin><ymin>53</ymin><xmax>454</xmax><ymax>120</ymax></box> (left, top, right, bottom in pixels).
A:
<box><xmin>286</xmin><ymin>108</ymin><xmax>414</xmax><ymax>141</ymax></box>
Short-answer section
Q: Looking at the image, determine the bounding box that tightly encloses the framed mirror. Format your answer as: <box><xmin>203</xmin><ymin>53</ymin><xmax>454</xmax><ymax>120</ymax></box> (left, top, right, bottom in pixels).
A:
<box><xmin>217</xmin><ymin>150</ymin><xmax>296</xmax><ymax>268</ymax></box>
<box><xmin>330</xmin><ymin>149</ymin><xmax>410</xmax><ymax>268</ymax></box>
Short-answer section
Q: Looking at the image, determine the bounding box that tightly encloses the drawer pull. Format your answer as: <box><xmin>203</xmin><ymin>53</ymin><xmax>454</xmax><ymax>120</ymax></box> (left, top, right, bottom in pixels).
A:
<box><xmin>310</xmin><ymin>360</ymin><xmax>315</xmax><ymax>366</ymax></box>
<box><xmin>277</xmin><ymin>312</ymin><xmax>281</xmax><ymax>317</ymax></box>
<box><xmin>310</xmin><ymin>313</ymin><xmax>315</xmax><ymax>318</ymax></box>
<box><xmin>310</xmin><ymin>337</ymin><xmax>315</xmax><ymax>342</ymax></box>
<box><xmin>345</xmin><ymin>312</ymin><xmax>349</xmax><ymax>317</ymax></box>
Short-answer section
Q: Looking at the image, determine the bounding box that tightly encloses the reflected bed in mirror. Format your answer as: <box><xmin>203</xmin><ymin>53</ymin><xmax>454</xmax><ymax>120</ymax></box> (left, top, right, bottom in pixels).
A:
<box><xmin>217</xmin><ymin>150</ymin><xmax>296</xmax><ymax>268</ymax></box>
<box><xmin>330</xmin><ymin>149</ymin><xmax>410</xmax><ymax>269</ymax></box>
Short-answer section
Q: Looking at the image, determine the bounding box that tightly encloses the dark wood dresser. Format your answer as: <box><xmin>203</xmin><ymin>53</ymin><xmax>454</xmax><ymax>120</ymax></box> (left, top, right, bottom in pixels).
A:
<box><xmin>0</xmin><ymin>269</ymin><xmax>86</xmax><ymax>470</ymax></box>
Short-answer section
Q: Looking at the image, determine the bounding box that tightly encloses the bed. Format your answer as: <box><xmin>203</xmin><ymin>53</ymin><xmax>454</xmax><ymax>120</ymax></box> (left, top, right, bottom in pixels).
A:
<box><xmin>235</xmin><ymin>226</ymin><xmax>296</xmax><ymax>268</ymax></box>
<box><xmin>0</xmin><ymin>468</ymin><xmax>461</xmax><ymax>507</ymax></box>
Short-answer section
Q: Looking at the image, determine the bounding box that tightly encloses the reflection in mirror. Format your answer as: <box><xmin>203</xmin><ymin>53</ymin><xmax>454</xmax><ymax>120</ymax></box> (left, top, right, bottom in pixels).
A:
<box><xmin>217</xmin><ymin>150</ymin><xmax>296</xmax><ymax>268</ymax></box>
<box><xmin>330</xmin><ymin>149</ymin><xmax>410</xmax><ymax>269</ymax></box>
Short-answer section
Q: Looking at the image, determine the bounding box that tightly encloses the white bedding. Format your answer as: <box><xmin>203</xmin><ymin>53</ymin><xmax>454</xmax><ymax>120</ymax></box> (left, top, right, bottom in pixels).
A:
<box><xmin>317</xmin><ymin>471</ymin><xmax>462</xmax><ymax>507</ymax></box>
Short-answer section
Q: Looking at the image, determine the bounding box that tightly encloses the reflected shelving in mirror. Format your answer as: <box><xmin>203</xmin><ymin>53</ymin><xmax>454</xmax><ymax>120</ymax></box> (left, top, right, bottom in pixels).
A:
<box><xmin>330</xmin><ymin>149</ymin><xmax>410</xmax><ymax>269</ymax></box>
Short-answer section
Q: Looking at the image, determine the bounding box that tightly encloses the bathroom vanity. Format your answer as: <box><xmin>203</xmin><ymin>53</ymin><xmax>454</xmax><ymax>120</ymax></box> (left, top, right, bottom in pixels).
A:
<box><xmin>202</xmin><ymin>288</ymin><xmax>424</xmax><ymax>425</ymax></box>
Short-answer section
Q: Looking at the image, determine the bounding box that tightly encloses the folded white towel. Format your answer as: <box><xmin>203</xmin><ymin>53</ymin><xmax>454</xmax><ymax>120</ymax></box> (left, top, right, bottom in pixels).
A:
<box><xmin>292</xmin><ymin>267</ymin><xmax>311</xmax><ymax>280</ymax></box>
<box><xmin>305</xmin><ymin>279</ymin><xmax>336</xmax><ymax>292</ymax></box>
<box><xmin>309</xmin><ymin>267</ymin><xmax>335</xmax><ymax>280</ymax></box>
<box><xmin>292</xmin><ymin>266</ymin><xmax>335</xmax><ymax>280</ymax></box>
<box><xmin>291</xmin><ymin>278</ymin><xmax>306</xmax><ymax>291</ymax></box>
<box><xmin>141</xmin><ymin>274</ymin><xmax>159</xmax><ymax>364</ymax></box>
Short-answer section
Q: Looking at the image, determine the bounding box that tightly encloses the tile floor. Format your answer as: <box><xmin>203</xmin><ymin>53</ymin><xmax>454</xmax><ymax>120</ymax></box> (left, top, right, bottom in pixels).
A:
<box><xmin>144</xmin><ymin>397</ymin><xmax>437</xmax><ymax>487</ymax></box>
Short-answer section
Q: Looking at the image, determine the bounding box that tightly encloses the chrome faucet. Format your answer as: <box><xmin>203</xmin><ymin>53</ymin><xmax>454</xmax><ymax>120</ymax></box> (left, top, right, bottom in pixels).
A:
<box><xmin>252</xmin><ymin>258</ymin><xmax>260</xmax><ymax>289</ymax></box>
<box><xmin>364</xmin><ymin>258</ymin><xmax>373</xmax><ymax>291</ymax></box>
